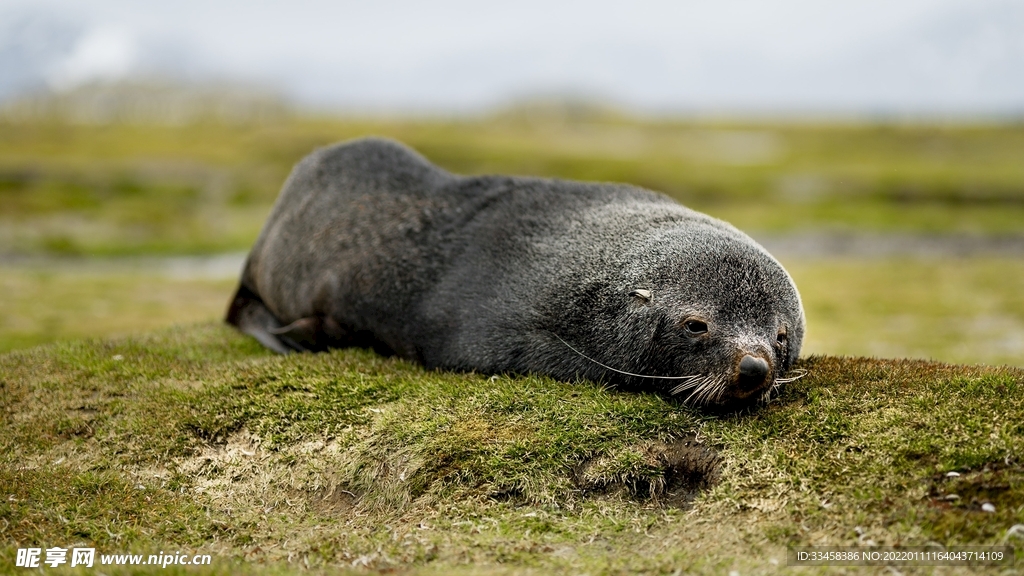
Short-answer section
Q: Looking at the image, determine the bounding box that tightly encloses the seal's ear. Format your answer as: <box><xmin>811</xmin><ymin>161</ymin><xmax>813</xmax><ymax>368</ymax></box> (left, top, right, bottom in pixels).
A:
<box><xmin>629</xmin><ymin>289</ymin><xmax>652</xmax><ymax>303</ymax></box>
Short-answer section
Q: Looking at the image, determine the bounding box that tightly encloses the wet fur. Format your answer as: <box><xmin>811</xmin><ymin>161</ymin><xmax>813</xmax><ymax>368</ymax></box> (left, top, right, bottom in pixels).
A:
<box><xmin>227</xmin><ymin>138</ymin><xmax>805</xmax><ymax>405</ymax></box>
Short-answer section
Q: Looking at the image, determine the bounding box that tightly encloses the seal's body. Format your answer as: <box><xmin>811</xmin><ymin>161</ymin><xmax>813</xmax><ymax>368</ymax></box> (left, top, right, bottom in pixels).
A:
<box><xmin>227</xmin><ymin>138</ymin><xmax>804</xmax><ymax>406</ymax></box>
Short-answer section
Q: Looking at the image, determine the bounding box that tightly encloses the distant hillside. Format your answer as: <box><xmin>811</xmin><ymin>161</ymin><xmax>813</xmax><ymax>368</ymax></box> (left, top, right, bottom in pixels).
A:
<box><xmin>0</xmin><ymin>80</ymin><xmax>290</xmax><ymax>125</ymax></box>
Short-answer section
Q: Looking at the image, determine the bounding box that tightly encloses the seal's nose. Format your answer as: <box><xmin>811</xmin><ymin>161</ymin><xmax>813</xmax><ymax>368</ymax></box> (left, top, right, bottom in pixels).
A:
<box><xmin>737</xmin><ymin>354</ymin><xmax>770</xmax><ymax>390</ymax></box>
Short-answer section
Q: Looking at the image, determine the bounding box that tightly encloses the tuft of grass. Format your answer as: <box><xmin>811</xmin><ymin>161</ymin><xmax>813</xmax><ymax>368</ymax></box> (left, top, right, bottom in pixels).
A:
<box><xmin>2</xmin><ymin>324</ymin><xmax>1022</xmax><ymax>574</ymax></box>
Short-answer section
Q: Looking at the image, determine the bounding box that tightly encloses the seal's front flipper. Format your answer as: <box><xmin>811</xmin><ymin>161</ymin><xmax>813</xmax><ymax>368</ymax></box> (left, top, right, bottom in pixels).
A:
<box><xmin>225</xmin><ymin>284</ymin><xmax>293</xmax><ymax>354</ymax></box>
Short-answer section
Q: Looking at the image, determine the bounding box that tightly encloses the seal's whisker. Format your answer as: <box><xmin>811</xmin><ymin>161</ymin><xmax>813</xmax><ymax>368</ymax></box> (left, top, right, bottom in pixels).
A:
<box><xmin>713</xmin><ymin>375</ymin><xmax>729</xmax><ymax>402</ymax></box>
<box><xmin>713</xmin><ymin>375</ymin><xmax>728</xmax><ymax>404</ymax></box>
<box><xmin>773</xmin><ymin>369</ymin><xmax>808</xmax><ymax>384</ymax></box>
<box><xmin>692</xmin><ymin>377</ymin><xmax>711</xmax><ymax>403</ymax></box>
<box><xmin>669</xmin><ymin>382</ymin><xmax>698</xmax><ymax>395</ymax></box>
<box><xmin>704</xmin><ymin>376</ymin><xmax>722</xmax><ymax>404</ymax></box>
<box><xmin>760</xmin><ymin>379</ymin><xmax>783</xmax><ymax>403</ymax></box>
<box><xmin>677</xmin><ymin>376</ymin><xmax>705</xmax><ymax>404</ymax></box>
<box><xmin>669</xmin><ymin>376</ymin><xmax>704</xmax><ymax>395</ymax></box>
<box><xmin>689</xmin><ymin>375</ymin><xmax>720</xmax><ymax>406</ymax></box>
<box><xmin>696</xmin><ymin>388</ymin><xmax>715</xmax><ymax>406</ymax></box>
<box><xmin>553</xmin><ymin>334</ymin><xmax>698</xmax><ymax>381</ymax></box>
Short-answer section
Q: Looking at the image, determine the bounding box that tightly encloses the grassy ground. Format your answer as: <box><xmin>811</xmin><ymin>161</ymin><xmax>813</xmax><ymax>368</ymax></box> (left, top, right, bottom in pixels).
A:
<box><xmin>1</xmin><ymin>324</ymin><xmax>1022</xmax><ymax>574</ymax></box>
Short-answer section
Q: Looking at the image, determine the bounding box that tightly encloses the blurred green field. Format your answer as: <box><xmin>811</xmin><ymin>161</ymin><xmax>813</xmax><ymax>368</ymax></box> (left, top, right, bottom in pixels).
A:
<box><xmin>1</xmin><ymin>110</ymin><xmax>1023</xmax><ymax>366</ymax></box>
<box><xmin>784</xmin><ymin>257</ymin><xmax>1024</xmax><ymax>367</ymax></box>
<box><xmin>0</xmin><ymin>263</ymin><xmax>236</xmax><ymax>352</ymax></box>
<box><xmin>2</xmin><ymin>112</ymin><xmax>1024</xmax><ymax>255</ymax></box>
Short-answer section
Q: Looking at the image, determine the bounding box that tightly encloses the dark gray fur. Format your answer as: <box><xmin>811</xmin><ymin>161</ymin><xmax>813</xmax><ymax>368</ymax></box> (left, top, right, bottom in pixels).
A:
<box><xmin>227</xmin><ymin>138</ymin><xmax>805</xmax><ymax>406</ymax></box>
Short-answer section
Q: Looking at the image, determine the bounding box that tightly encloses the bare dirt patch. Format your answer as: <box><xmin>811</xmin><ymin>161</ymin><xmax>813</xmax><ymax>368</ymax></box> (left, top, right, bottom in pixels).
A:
<box><xmin>573</xmin><ymin>436</ymin><xmax>720</xmax><ymax>507</ymax></box>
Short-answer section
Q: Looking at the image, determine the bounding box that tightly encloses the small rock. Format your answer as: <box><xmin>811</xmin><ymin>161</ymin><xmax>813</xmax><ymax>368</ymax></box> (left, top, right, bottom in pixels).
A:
<box><xmin>945</xmin><ymin>471</ymin><xmax>960</xmax><ymax>477</ymax></box>
<box><xmin>982</xmin><ymin>503</ymin><xmax>996</xmax><ymax>513</ymax></box>
<box><xmin>943</xmin><ymin>494</ymin><xmax>960</xmax><ymax>501</ymax></box>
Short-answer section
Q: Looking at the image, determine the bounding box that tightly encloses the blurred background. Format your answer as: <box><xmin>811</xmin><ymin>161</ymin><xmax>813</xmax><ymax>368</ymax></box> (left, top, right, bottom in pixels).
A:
<box><xmin>1</xmin><ymin>0</ymin><xmax>1022</xmax><ymax>366</ymax></box>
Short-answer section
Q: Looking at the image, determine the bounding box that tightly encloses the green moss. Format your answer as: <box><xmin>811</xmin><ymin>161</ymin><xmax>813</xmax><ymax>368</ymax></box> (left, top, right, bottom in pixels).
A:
<box><xmin>2</xmin><ymin>325</ymin><xmax>1022</xmax><ymax>574</ymax></box>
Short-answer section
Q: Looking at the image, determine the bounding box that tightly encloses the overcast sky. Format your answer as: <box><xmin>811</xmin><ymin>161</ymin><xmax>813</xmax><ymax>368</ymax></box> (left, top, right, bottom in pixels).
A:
<box><xmin>2</xmin><ymin>0</ymin><xmax>1023</xmax><ymax>114</ymax></box>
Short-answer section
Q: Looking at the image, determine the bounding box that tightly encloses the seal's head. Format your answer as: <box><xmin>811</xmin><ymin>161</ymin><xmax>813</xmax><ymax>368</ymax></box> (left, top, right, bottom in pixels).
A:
<box><xmin>629</xmin><ymin>224</ymin><xmax>804</xmax><ymax>406</ymax></box>
<box><xmin>550</xmin><ymin>217</ymin><xmax>804</xmax><ymax>408</ymax></box>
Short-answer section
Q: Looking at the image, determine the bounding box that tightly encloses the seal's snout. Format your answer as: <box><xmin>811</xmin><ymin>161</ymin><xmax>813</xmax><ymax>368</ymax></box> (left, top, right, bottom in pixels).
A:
<box><xmin>736</xmin><ymin>354</ymin><xmax>770</xmax><ymax>392</ymax></box>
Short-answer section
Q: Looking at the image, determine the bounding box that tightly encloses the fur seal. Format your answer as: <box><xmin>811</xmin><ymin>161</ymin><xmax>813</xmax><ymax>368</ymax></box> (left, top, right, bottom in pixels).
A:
<box><xmin>226</xmin><ymin>137</ymin><xmax>805</xmax><ymax>406</ymax></box>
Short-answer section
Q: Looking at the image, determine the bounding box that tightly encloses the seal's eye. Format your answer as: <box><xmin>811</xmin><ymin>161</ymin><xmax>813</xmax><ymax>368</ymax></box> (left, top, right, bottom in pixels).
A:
<box><xmin>776</xmin><ymin>330</ymin><xmax>788</xmax><ymax>346</ymax></box>
<box><xmin>682</xmin><ymin>319</ymin><xmax>708</xmax><ymax>335</ymax></box>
